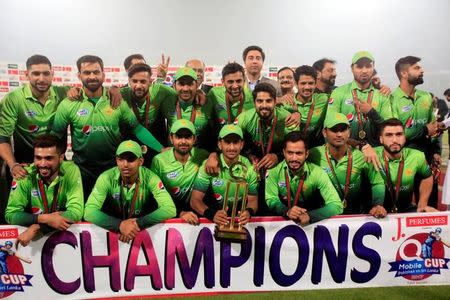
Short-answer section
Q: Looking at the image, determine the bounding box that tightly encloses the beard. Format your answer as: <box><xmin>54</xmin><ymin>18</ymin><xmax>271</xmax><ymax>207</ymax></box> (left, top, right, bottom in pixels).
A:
<box><xmin>407</xmin><ymin>75</ymin><xmax>424</xmax><ymax>86</ymax></box>
<box><xmin>323</xmin><ymin>76</ymin><xmax>336</xmax><ymax>86</ymax></box>
<box><xmin>383</xmin><ymin>143</ymin><xmax>404</xmax><ymax>155</ymax></box>
<box><xmin>83</xmin><ymin>79</ymin><xmax>102</xmax><ymax>93</ymax></box>
<box><xmin>31</xmin><ymin>81</ymin><xmax>51</xmax><ymax>93</ymax></box>
<box><xmin>174</xmin><ymin>144</ymin><xmax>191</xmax><ymax>155</ymax></box>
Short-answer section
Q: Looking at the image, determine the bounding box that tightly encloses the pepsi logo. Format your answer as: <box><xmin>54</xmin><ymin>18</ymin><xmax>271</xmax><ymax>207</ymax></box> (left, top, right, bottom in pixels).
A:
<box><xmin>328</xmin><ymin>98</ymin><xmax>334</xmax><ymax>105</ymax></box>
<box><xmin>28</xmin><ymin>124</ymin><xmax>39</xmax><ymax>133</ymax></box>
<box><xmin>11</xmin><ymin>181</ymin><xmax>17</xmax><ymax>190</ymax></box>
<box><xmin>346</xmin><ymin>113</ymin><xmax>354</xmax><ymax>122</ymax></box>
<box><xmin>82</xmin><ymin>125</ymin><xmax>91</xmax><ymax>135</ymax></box>
<box><xmin>158</xmin><ymin>181</ymin><xmax>165</xmax><ymax>190</ymax></box>
<box><xmin>31</xmin><ymin>207</ymin><xmax>42</xmax><ymax>214</ymax></box>
<box><xmin>217</xmin><ymin>118</ymin><xmax>226</xmax><ymax>125</ymax></box>
<box><xmin>214</xmin><ymin>193</ymin><xmax>223</xmax><ymax>202</ymax></box>
<box><xmin>405</xmin><ymin>117</ymin><xmax>414</xmax><ymax>128</ymax></box>
<box><xmin>171</xmin><ymin>186</ymin><xmax>181</xmax><ymax>196</ymax></box>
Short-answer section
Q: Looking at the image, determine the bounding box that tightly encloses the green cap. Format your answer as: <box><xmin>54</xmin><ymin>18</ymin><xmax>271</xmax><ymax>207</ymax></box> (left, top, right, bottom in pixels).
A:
<box><xmin>219</xmin><ymin>125</ymin><xmax>243</xmax><ymax>139</ymax></box>
<box><xmin>170</xmin><ymin>119</ymin><xmax>196</xmax><ymax>135</ymax></box>
<box><xmin>116</xmin><ymin>140</ymin><xmax>143</xmax><ymax>157</ymax></box>
<box><xmin>352</xmin><ymin>51</ymin><xmax>374</xmax><ymax>64</ymax></box>
<box><xmin>174</xmin><ymin>67</ymin><xmax>197</xmax><ymax>81</ymax></box>
<box><xmin>324</xmin><ymin>112</ymin><xmax>350</xmax><ymax>128</ymax></box>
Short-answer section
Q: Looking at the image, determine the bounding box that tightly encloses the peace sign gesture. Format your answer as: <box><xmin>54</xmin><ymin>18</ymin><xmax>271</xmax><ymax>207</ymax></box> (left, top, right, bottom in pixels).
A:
<box><xmin>156</xmin><ymin>54</ymin><xmax>171</xmax><ymax>80</ymax></box>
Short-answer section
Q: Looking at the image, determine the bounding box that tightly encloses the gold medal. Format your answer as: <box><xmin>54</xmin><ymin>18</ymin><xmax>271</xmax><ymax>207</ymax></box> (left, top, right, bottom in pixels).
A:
<box><xmin>358</xmin><ymin>130</ymin><xmax>366</xmax><ymax>140</ymax></box>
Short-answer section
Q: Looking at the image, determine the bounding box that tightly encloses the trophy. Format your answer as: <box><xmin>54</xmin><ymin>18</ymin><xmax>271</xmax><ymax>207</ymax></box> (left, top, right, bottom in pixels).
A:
<box><xmin>214</xmin><ymin>162</ymin><xmax>249</xmax><ymax>243</ymax></box>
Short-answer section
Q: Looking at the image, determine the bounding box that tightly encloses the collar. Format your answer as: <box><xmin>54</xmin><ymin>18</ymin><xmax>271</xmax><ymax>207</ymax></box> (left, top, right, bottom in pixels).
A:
<box><xmin>351</xmin><ymin>80</ymin><xmax>375</xmax><ymax>93</ymax></box>
<box><xmin>114</xmin><ymin>166</ymin><xmax>142</xmax><ymax>183</ymax></box>
<box><xmin>219</xmin><ymin>154</ymin><xmax>243</xmax><ymax>170</ymax></box>
<box><xmin>393</xmin><ymin>86</ymin><xmax>416</xmax><ymax>100</ymax></box>
<box><xmin>80</xmin><ymin>87</ymin><xmax>108</xmax><ymax>102</ymax></box>
<box><xmin>169</xmin><ymin>147</ymin><xmax>193</xmax><ymax>163</ymax></box>
<box><xmin>23</xmin><ymin>83</ymin><xmax>56</xmax><ymax>102</ymax></box>
<box><xmin>283</xmin><ymin>160</ymin><xmax>310</xmax><ymax>179</ymax></box>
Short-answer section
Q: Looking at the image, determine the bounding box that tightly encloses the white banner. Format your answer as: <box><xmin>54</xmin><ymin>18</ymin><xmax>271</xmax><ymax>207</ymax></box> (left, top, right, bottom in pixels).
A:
<box><xmin>0</xmin><ymin>212</ymin><xmax>449</xmax><ymax>299</ymax></box>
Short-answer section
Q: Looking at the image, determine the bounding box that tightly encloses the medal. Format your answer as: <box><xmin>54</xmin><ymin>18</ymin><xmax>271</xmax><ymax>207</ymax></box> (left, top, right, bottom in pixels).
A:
<box><xmin>358</xmin><ymin>130</ymin><xmax>366</xmax><ymax>139</ymax></box>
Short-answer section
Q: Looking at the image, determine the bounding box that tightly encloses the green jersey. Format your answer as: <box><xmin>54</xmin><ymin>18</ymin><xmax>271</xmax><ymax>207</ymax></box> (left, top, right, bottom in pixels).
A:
<box><xmin>390</xmin><ymin>87</ymin><xmax>438</xmax><ymax>155</ymax></box>
<box><xmin>282</xmin><ymin>92</ymin><xmax>329</xmax><ymax>147</ymax></box>
<box><xmin>192</xmin><ymin>154</ymin><xmax>258</xmax><ymax>210</ymax></box>
<box><xmin>121</xmin><ymin>83</ymin><xmax>176</xmax><ymax>129</ymax></box>
<box><xmin>5</xmin><ymin>161</ymin><xmax>84</xmax><ymax>225</ymax></box>
<box><xmin>208</xmin><ymin>86</ymin><xmax>254</xmax><ymax>128</ymax></box>
<box><xmin>265</xmin><ymin>161</ymin><xmax>343</xmax><ymax>223</ymax></box>
<box><xmin>308</xmin><ymin>145</ymin><xmax>385</xmax><ymax>213</ymax></box>
<box><xmin>0</xmin><ymin>84</ymin><xmax>68</xmax><ymax>162</ymax></box>
<box><xmin>326</xmin><ymin>81</ymin><xmax>393</xmax><ymax>145</ymax></box>
<box><xmin>151</xmin><ymin>147</ymin><xmax>208</xmax><ymax>214</ymax></box>
<box><xmin>160</xmin><ymin>96</ymin><xmax>214</xmax><ymax>150</ymax></box>
<box><xmin>51</xmin><ymin>88</ymin><xmax>144</xmax><ymax>175</ymax></box>
<box><xmin>374</xmin><ymin>146</ymin><xmax>432</xmax><ymax>212</ymax></box>
<box><xmin>84</xmin><ymin>166</ymin><xmax>176</xmax><ymax>231</ymax></box>
<box><xmin>236</xmin><ymin>107</ymin><xmax>298</xmax><ymax>159</ymax></box>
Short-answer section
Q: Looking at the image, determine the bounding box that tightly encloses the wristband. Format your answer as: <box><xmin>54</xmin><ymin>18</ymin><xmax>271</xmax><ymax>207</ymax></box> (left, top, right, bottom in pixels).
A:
<box><xmin>203</xmin><ymin>208</ymin><xmax>217</xmax><ymax>221</ymax></box>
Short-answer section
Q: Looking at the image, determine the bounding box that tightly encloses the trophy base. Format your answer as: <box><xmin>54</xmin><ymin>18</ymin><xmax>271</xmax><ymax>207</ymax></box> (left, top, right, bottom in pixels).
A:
<box><xmin>214</xmin><ymin>225</ymin><xmax>248</xmax><ymax>243</ymax></box>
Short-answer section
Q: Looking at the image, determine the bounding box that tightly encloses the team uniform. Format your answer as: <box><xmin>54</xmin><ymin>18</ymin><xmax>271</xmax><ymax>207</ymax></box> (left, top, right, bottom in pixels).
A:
<box><xmin>374</xmin><ymin>146</ymin><xmax>432</xmax><ymax>212</ymax></box>
<box><xmin>5</xmin><ymin>161</ymin><xmax>84</xmax><ymax>225</ymax></box>
<box><xmin>192</xmin><ymin>154</ymin><xmax>258</xmax><ymax>211</ymax></box>
<box><xmin>326</xmin><ymin>81</ymin><xmax>393</xmax><ymax>145</ymax></box>
<box><xmin>265</xmin><ymin>161</ymin><xmax>343</xmax><ymax>223</ymax></box>
<box><xmin>151</xmin><ymin>147</ymin><xmax>208</xmax><ymax>214</ymax></box>
<box><xmin>308</xmin><ymin>145</ymin><xmax>385</xmax><ymax>214</ymax></box>
<box><xmin>282</xmin><ymin>92</ymin><xmax>329</xmax><ymax>147</ymax></box>
<box><xmin>84</xmin><ymin>166</ymin><xmax>176</xmax><ymax>231</ymax></box>
<box><xmin>0</xmin><ymin>84</ymin><xmax>68</xmax><ymax>163</ymax></box>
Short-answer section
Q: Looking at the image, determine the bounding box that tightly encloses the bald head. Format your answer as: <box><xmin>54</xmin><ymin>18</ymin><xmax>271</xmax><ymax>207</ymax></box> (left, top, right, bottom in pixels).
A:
<box><xmin>185</xmin><ymin>59</ymin><xmax>205</xmax><ymax>85</ymax></box>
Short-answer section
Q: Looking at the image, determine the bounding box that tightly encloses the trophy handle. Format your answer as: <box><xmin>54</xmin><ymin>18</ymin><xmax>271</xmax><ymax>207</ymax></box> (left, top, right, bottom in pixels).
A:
<box><xmin>238</xmin><ymin>183</ymin><xmax>248</xmax><ymax>231</ymax></box>
<box><xmin>230</xmin><ymin>183</ymin><xmax>240</xmax><ymax>229</ymax></box>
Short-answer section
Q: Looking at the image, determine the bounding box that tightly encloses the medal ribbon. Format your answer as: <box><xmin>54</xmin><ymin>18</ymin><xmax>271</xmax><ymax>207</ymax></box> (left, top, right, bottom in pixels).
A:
<box><xmin>383</xmin><ymin>152</ymin><xmax>404</xmax><ymax>211</ymax></box>
<box><xmin>120</xmin><ymin>180</ymin><xmax>140</xmax><ymax>219</ymax></box>
<box><xmin>352</xmin><ymin>89</ymin><xmax>373</xmax><ymax>134</ymax></box>
<box><xmin>284</xmin><ymin>169</ymin><xmax>305</xmax><ymax>208</ymax></box>
<box><xmin>225</xmin><ymin>92</ymin><xmax>244</xmax><ymax>124</ymax></box>
<box><xmin>176</xmin><ymin>100</ymin><xmax>196</xmax><ymax>123</ymax></box>
<box><xmin>258</xmin><ymin>115</ymin><xmax>277</xmax><ymax>156</ymax></box>
<box><xmin>38</xmin><ymin>180</ymin><xmax>61</xmax><ymax>214</ymax></box>
<box><xmin>324</xmin><ymin>146</ymin><xmax>353</xmax><ymax>202</ymax></box>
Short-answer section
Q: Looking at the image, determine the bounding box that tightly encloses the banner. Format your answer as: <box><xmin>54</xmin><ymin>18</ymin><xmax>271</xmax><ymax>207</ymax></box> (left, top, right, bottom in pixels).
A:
<box><xmin>0</xmin><ymin>212</ymin><xmax>449</xmax><ymax>299</ymax></box>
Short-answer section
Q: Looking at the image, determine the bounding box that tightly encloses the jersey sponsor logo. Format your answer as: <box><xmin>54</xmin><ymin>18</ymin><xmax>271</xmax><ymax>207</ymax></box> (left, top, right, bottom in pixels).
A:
<box><xmin>399</xmin><ymin>185</ymin><xmax>410</xmax><ymax>191</ymax></box>
<box><xmin>217</xmin><ymin>118</ymin><xmax>226</xmax><ymax>125</ymax></box>
<box><xmin>105</xmin><ymin>108</ymin><xmax>114</xmax><ymax>115</ymax></box>
<box><xmin>328</xmin><ymin>98</ymin><xmax>334</xmax><ymax>105</ymax></box>
<box><xmin>216</xmin><ymin>104</ymin><xmax>225</xmax><ymax>110</ymax></box>
<box><xmin>77</xmin><ymin>108</ymin><xmax>89</xmax><ymax>116</ymax></box>
<box><xmin>28</xmin><ymin>124</ymin><xmax>39</xmax><ymax>133</ymax></box>
<box><xmin>212</xmin><ymin>179</ymin><xmax>224</xmax><ymax>186</ymax></box>
<box><xmin>344</xmin><ymin>98</ymin><xmax>353</xmax><ymax>105</ymax></box>
<box><xmin>24</xmin><ymin>110</ymin><xmax>37</xmax><ymax>117</ymax></box>
<box><xmin>214</xmin><ymin>193</ymin><xmax>223</xmax><ymax>202</ymax></box>
<box><xmin>346</xmin><ymin>113</ymin><xmax>354</xmax><ymax>122</ymax></box>
<box><xmin>31</xmin><ymin>207</ymin><xmax>42</xmax><ymax>214</ymax></box>
<box><xmin>401</xmin><ymin>105</ymin><xmax>413</xmax><ymax>112</ymax></box>
<box><xmin>278</xmin><ymin>181</ymin><xmax>287</xmax><ymax>188</ymax></box>
<box><xmin>388</xmin><ymin>228</ymin><xmax>450</xmax><ymax>281</ymax></box>
<box><xmin>166</xmin><ymin>171</ymin><xmax>179</xmax><ymax>180</ymax></box>
<box><xmin>10</xmin><ymin>181</ymin><xmax>17</xmax><ymax>191</ymax></box>
<box><xmin>405</xmin><ymin>117</ymin><xmax>414</xmax><ymax>128</ymax></box>
<box><xmin>31</xmin><ymin>189</ymin><xmax>39</xmax><ymax>197</ymax></box>
<box><xmin>158</xmin><ymin>181</ymin><xmax>165</xmax><ymax>190</ymax></box>
<box><xmin>112</xmin><ymin>192</ymin><xmax>120</xmax><ymax>200</ymax></box>
<box><xmin>171</xmin><ymin>186</ymin><xmax>181</xmax><ymax>196</ymax></box>
<box><xmin>82</xmin><ymin>125</ymin><xmax>91</xmax><ymax>135</ymax></box>
<box><xmin>82</xmin><ymin>125</ymin><xmax>110</xmax><ymax>135</ymax></box>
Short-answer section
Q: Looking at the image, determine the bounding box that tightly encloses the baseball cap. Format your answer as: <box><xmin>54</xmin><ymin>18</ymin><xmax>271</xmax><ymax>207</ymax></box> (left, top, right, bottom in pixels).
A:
<box><xmin>170</xmin><ymin>119</ymin><xmax>196</xmax><ymax>135</ymax></box>
<box><xmin>324</xmin><ymin>112</ymin><xmax>350</xmax><ymax>129</ymax></box>
<box><xmin>352</xmin><ymin>51</ymin><xmax>374</xmax><ymax>64</ymax></box>
<box><xmin>174</xmin><ymin>67</ymin><xmax>197</xmax><ymax>81</ymax></box>
<box><xmin>219</xmin><ymin>125</ymin><xmax>243</xmax><ymax>139</ymax></box>
<box><xmin>116</xmin><ymin>140</ymin><xmax>143</xmax><ymax>157</ymax></box>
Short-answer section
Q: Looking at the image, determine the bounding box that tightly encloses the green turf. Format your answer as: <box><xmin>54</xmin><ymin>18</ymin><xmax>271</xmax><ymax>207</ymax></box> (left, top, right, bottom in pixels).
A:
<box><xmin>136</xmin><ymin>285</ymin><xmax>450</xmax><ymax>300</ymax></box>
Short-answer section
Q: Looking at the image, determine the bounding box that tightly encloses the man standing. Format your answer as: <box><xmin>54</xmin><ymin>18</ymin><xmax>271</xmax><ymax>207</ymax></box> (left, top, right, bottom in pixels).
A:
<box><xmin>185</xmin><ymin>59</ymin><xmax>213</xmax><ymax>95</ymax></box>
<box><xmin>5</xmin><ymin>134</ymin><xmax>84</xmax><ymax>247</ymax></box>
<box><xmin>265</xmin><ymin>131</ymin><xmax>342</xmax><ymax>225</ymax></box>
<box><xmin>326</xmin><ymin>51</ymin><xmax>393</xmax><ymax>168</ymax></box>
<box><xmin>123</xmin><ymin>54</ymin><xmax>146</xmax><ymax>73</ymax></box>
<box><xmin>308</xmin><ymin>112</ymin><xmax>385</xmax><ymax>214</ymax></box>
<box><xmin>160</xmin><ymin>67</ymin><xmax>214</xmax><ymax>151</ymax></box>
<box><xmin>281</xmin><ymin>65</ymin><xmax>329</xmax><ymax>147</ymax></box>
<box><xmin>190</xmin><ymin>125</ymin><xmax>258</xmax><ymax>226</ymax></box>
<box><xmin>277</xmin><ymin>67</ymin><xmax>296</xmax><ymax>96</ymax></box>
<box><xmin>51</xmin><ymin>55</ymin><xmax>163</xmax><ymax>197</ymax></box>
<box><xmin>151</xmin><ymin>120</ymin><xmax>208</xmax><ymax>225</ymax></box>
<box><xmin>242</xmin><ymin>45</ymin><xmax>280</xmax><ymax>95</ymax></box>
<box><xmin>312</xmin><ymin>58</ymin><xmax>337</xmax><ymax>94</ymax></box>
<box><xmin>84</xmin><ymin>140</ymin><xmax>176</xmax><ymax>243</ymax></box>
<box><xmin>370</xmin><ymin>118</ymin><xmax>436</xmax><ymax>217</ymax></box>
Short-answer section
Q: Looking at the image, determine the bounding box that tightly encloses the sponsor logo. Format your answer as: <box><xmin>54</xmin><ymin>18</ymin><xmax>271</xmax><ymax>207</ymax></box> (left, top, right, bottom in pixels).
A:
<box><xmin>217</xmin><ymin>118</ymin><xmax>226</xmax><ymax>125</ymax></box>
<box><xmin>344</xmin><ymin>98</ymin><xmax>353</xmax><ymax>105</ymax></box>
<box><xmin>82</xmin><ymin>125</ymin><xmax>91</xmax><ymax>135</ymax></box>
<box><xmin>28</xmin><ymin>125</ymin><xmax>39</xmax><ymax>133</ymax></box>
<box><xmin>388</xmin><ymin>228</ymin><xmax>450</xmax><ymax>281</ymax></box>
<box><xmin>406</xmin><ymin>216</ymin><xmax>448</xmax><ymax>227</ymax></box>
<box><xmin>212</xmin><ymin>179</ymin><xmax>224</xmax><ymax>186</ymax></box>
<box><xmin>166</xmin><ymin>171</ymin><xmax>179</xmax><ymax>180</ymax></box>
<box><xmin>278</xmin><ymin>182</ymin><xmax>287</xmax><ymax>188</ymax></box>
<box><xmin>402</xmin><ymin>105</ymin><xmax>413</xmax><ymax>112</ymax></box>
<box><xmin>31</xmin><ymin>207</ymin><xmax>42</xmax><ymax>214</ymax></box>
<box><xmin>171</xmin><ymin>186</ymin><xmax>181</xmax><ymax>196</ymax></box>
<box><xmin>346</xmin><ymin>113</ymin><xmax>354</xmax><ymax>122</ymax></box>
<box><xmin>77</xmin><ymin>108</ymin><xmax>89</xmax><ymax>116</ymax></box>
<box><xmin>328</xmin><ymin>98</ymin><xmax>334</xmax><ymax>105</ymax></box>
<box><xmin>112</xmin><ymin>192</ymin><xmax>120</xmax><ymax>200</ymax></box>
<box><xmin>214</xmin><ymin>193</ymin><xmax>223</xmax><ymax>202</ymax></box>
<box><xmin>158</xmin><ymin>181</ymin><xmax>165</xmax><ymax>190</ymax></box>
<box><xmin>81</xmin><ymin>125</ymin><xmax>110</xmax><ymax>135</ymax></box>
<box><xmin>216</xmin><ymin>104</ymin><xmax>225</xmax><ymax>110</ymax></box>
<box><xmin>10</xmin><ymin>181</ymin><xmax>17</xmax><ymax>191</ymax></box>
<box><xmin>24</xmin><ymin>110</ymin><xmax>37</xmax><ymax>117</ymax></box>
<box><xmin>31</xmin><ymin>190</ymin><xmax>39</xmax><ymax>197</ymax></box>
<box><xmin>405</xmin><ymin>117</ymin><xmax>414</xmax><ymax>128</ymax></box>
